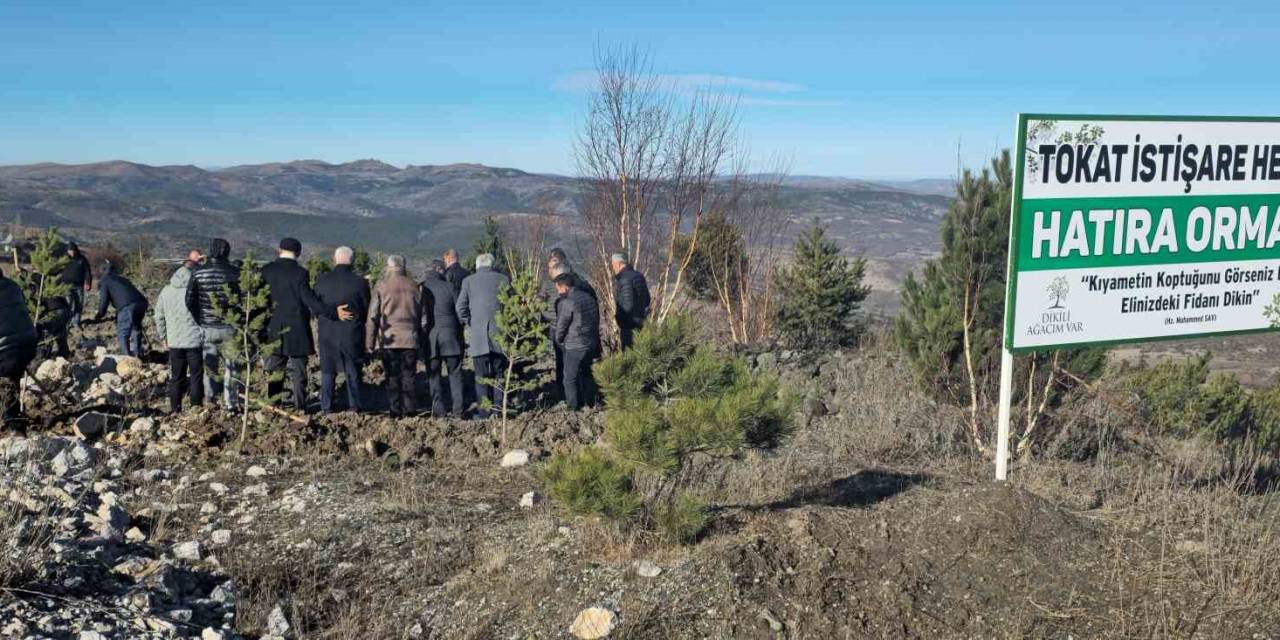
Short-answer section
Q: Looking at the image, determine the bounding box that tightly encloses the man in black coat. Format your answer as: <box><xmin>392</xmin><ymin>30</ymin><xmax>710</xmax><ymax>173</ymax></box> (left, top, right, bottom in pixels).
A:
<box><xmin>313</xmin><ymin>246</ymin><xmax>370</xmax><ymax>413</ymax></box>
<box><xmin>0</xmin><ymin>269</ymin><xmax>37</xmax><ymax>431</ymax></box>
<box><xmin>261</xmin><ymin>238</ymin><xmax>353</xmax><ymax>412</ymax></box>
<box><xmin>92</xmin><ymin>260</ymin><xmax>148</xmax><ymax>356</ymax></box>
<box><xmin>553</xmin><ymin>272</ymin><xmax>601</xmax><ymax>410</ymax></box>
<box><xmin>611</xmin><ymin>253</ymin><xmax>650</xmax><ymax>349</ymax></box>
<box><xmin>59</xmin><ymin>241</ymin><xmax>92</xmax><ymax>330</ymax></box>
<box><xmin>442</xmin><ymin>248</ymin><xmax>469</xmax><ymax>297</ymax></box>
<box><xmin>421</xmin><ymin>260</ymin><xmax>465</xmax><ymax>417</ymax></box>
<box><xmin>187</xmin><ymin>238</ymin><xmax>241</xmax><ymax>409</ymax></box>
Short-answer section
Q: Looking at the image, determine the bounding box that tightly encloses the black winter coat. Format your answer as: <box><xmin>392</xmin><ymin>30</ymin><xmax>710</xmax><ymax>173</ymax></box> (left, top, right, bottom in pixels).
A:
<box><xmin>261</xmin><ymin>257</ymin><xmax>339</xmax><ymax>357</ymax></box>
<box><xmin>444</xmin><ymin>263</ymin><xmax>468</xmax><ymax>296</ymax></box>
<box><xmin>59</xmin><ymin>253</ymin><xmax>92</xmax><ymax>289</ymax></box>
<box><xmin>313</xmin><ymin>265</ymin><xmax>370</xmax><ymax>359</ymax></box>
<box><xmin>613</xmin><ymin>266</ymin><xmax>650</xmax><ymax>329</ymax></box>
<box><xmin>420</xmin><ymin>272</ymin><xmax>463</xmax><ymax>359</ymax></box>
<box><xmin>94</xmin><ymin>271</ymin><xmax>147</xmax><ymax>320</ymax></box>
<box><xmin>0</xmin><ymin>275</ymin><xmax>37</xmax><ymax>361</ymax></box>
<box><xmin>187</xmin><ymin>257</ymin><xmax>239</xmax><ymax>328</ymax></box>
<box><xmin>554</xmin><ymin>286</ymin><xmax>601</xmax><ymax>353</ymax></box>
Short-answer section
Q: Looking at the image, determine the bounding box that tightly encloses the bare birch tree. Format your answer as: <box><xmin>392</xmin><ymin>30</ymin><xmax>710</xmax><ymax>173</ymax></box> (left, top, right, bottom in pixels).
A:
<box><xmin>575</xmin><ymin>44</ymin><xmax>749</xmax><ymax>343</ymax></box>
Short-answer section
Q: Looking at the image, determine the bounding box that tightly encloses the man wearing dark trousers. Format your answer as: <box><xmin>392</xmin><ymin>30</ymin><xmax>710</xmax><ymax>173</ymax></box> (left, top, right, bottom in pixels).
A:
<box><xmin>187</xmin><ymin>238</ymin><xmax>240</xmax><ymax>409</ymax></box>
<box><xmin>553</xmin><ymin>272</ymin><xmax>601</xmax><ymax>410</ymax></box>
<box><xmin>611</xmin><ymin>253</ymin><xmax>650</xmax><ymax>349</ymax></box>
<box><xmin>314</xmin><ymin>246</ymin><xmax>370</xmax><ymax>413</ymax></box>
<box><xmin>456</xmin><ymin>253</ymin><xmax>508</xmax><ymax>418</ymax></box>
<box><xmin>421</xmin><ymin>260</ymin><xmax>465</xmax><ymax>417</ymax></box>
<box><xmin>154</xmin><ymin>267</ymin><xmax>204</xmax><ymax>414</ymax></box>
<box><xmin>0</xmin><ymin>269</ymin><xmax>37</xmax><ymax>432</ymax></box>
<box><xmin>60</xmin><ymin>242</ymin><xmax>92</xmax><ymax>331</ymax></box>
<box><xmin>367</xmin><ymin>255</ymin><xmax>421</xmax><ymax>417</ymax></box>
<box><xmin>92</xmin><ymin>260</ymin><xmax>148</xmax><ymax>357</ymax></box>
<box><xmin>261</xmin><ymin>238</ymin><xmax>353</xmax><ymax>412</ymax></box>
<box><xmin>545</xmin><ymin>251</ymin><xmax>597</xmax><ymax>403</ymax></box>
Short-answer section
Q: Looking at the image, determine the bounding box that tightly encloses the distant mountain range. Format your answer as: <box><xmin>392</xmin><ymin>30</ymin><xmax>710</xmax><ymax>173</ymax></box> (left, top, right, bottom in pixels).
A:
<box><xmin>0</xmin><ymin>159</ymin><xmax>953</xmax><ymax>302</ymax></box>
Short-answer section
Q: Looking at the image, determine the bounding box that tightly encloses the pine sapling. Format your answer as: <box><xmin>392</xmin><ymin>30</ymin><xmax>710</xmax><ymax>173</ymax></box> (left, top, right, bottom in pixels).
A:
<box><xmin>490</xmin><ymin>265</ymin><xmax>549</xmax><ymax>442</ymax></box>
<box><xmin>210</xmin><ymin>254</ymin><xmax>284</xmax><ymax>441</ymax></box>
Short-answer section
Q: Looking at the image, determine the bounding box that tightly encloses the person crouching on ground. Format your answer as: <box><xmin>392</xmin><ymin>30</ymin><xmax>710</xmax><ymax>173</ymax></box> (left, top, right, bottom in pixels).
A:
<box><xmin>0</xmin><ymin>268</ymin><xmax>38</xmax><ymax>433</ymax></box>
<box><xmin>154</xmin><ymin>266</ymin><xmax>205</xmax><ymax>414</ymax></box>
<box><xmin>367</xmin><ymin>255</ymin><xmax>421</xmax><ymax>417</ymax></box>
<box><xmin>92</xmin><ymin>260</ymin><xmax>149</xmax><ymax>357</ymax></box>
<box><xmin>553</xmin><ymin>271</ymin><xmax>600</xmax><ymax>410</ymax></box>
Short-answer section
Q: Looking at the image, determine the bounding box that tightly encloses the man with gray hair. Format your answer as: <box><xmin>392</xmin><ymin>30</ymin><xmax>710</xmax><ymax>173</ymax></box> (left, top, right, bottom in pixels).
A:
<box><xmin>611</xmin><ymin>252</ymin><xmax>650</xmax><ymax>349</ymax></box>
<box><xmin>314</xmin><ymin>246</ymin><xmax>370</xmax><ymax>413</ymax></box>
<box><xmin>367</xmin><ymin>254</ymin><xmax>422</xmax><ymax>417</ymax></box>
<box><xmin>544</xmin><ymin>250</ymin><xmax>598</xmax><ymax>403</ymax></box>
<box><xmin>456</xmin><ymin>252</ymin><xmax>509</xmax><ymax>418</ymax></box>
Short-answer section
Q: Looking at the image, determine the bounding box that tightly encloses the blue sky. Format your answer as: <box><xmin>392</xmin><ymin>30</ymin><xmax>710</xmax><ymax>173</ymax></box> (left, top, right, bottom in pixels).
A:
<box><xmin>2</xmin><ymin>0</ymin><xmax>1277</xmax><ymax>179</ymax></box>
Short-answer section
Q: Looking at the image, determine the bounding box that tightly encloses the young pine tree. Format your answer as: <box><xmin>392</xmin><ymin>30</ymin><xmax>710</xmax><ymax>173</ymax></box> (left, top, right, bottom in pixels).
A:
<box><xmin>15</xmin><ymin>229</ymin><xmax>71</xmax><ymax>334</ymax></box>
<box><xmin>490</xmin><ymin>266</ymin><xmax>549</xmax><ymax>439</ymax></box>
<box><xmin>544</xmin><ymin>315</ymin><xmax>792</xmax><ymax>543</ymax></box>
<box><xmin>773</xmin><ymin>222</ymin><xmax>870</xmax><ymax>350</ymax></box>
<box><xmin>464</xmin><ymin>217</ymin><xmax>508</xmax><ymax>274</ymax></box>
<box><xmin>351</xmin><ymin>248</ymin><xmax>385</xmax><ymax>288</ymax></box>
<box><xmin>210</xmin><ymin>254</ymin><xmax>284</xmax><ymax>441</ymax></box>
<box><xmin>305</xmin><ymin>255</ymin><xmax>332</xmax><ymax>286</ymax></box>
<box><xmin>895</xmin><ymin>150</ymin><xmax>1103</xmax><ymax>457</ymax></box>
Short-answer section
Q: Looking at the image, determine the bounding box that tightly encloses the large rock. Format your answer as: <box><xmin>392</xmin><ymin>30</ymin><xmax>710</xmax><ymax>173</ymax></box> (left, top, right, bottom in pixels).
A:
<box><xmin>173</xmin><ymin>540</ymin><xmax>202</xmax><ymax>561</ymax></box>
<box><xmin>34</xmin><ymin>357</ymin><xmax>70</xmax><ymax>385</ymax></box>
<box><xmin>500</xmin><ymin>449</ymin><xmax>530</xmax><ymax>468</ymax></box>
<box><xmin>570</xmin><ymin>607</ymin><xmax>617</xmax><ymax>639</ymax></box>
<box><xmin>267</xmin><ymin>605</ymin><xmax>291</xmax><ymax>636</ymax></box>
<box><xmin>113</xmin><ymin>356</ymin><xmax>145</xmax><ymax>380</ymax></box>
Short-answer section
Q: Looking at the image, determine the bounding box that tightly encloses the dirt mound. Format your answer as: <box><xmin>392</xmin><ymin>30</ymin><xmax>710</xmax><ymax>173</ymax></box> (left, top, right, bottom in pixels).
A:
<box><xmin>167</xmin><ymin>407</ymin><xmax>600</xmax><ymax>467</ymax></box>
<box><xmin>716</xmin><ymin>481</ymin><xmax>1105</xmax><ymax>638</ymax></box>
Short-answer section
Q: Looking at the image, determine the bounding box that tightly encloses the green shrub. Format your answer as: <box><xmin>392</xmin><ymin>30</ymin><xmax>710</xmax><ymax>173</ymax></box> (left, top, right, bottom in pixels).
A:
<box><xmin>774</xmin><ymin>221</ymin><xmax>870</xmax><ymax>350</ymax></box>
<box><xmin>652</xmin><ymin>492</ymin><xmax>708</xmax><ymax>544</ymax></box>
<box><xmin>542</xmin><ymin>446</ymin><xmax>641</xmax><ymax>519</ymax></box>
<box><xmin>1119</xmin><ymin>355</ymin><xmax>1254</xmax><ymax>447</ymax></box>
<box><xmin>544</xmin><ymin>315</ymin><xmax>792</xmax><ymax>543</ymax></box>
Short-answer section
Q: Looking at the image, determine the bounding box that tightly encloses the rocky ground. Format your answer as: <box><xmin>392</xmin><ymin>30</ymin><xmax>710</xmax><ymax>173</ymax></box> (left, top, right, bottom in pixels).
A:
<box><xmin>3</xmin><ymin>326</ymin><xmax>1280</xmax><ymax>639</ymax></box>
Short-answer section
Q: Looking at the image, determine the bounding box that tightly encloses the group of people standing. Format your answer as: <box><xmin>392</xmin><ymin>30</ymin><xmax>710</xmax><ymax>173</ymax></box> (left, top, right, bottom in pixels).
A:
<box><xmin>0</xmin><ymin>233</ymin><xmax>653</xmax><ymax>428</ymax></box>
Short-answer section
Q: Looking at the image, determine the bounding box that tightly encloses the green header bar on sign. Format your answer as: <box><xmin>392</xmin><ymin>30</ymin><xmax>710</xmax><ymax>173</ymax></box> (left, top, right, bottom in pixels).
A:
<box><xmin>1017</xmin><ymin>193</ymin><xmax>1280</xmax><ymax>271</ymax></box>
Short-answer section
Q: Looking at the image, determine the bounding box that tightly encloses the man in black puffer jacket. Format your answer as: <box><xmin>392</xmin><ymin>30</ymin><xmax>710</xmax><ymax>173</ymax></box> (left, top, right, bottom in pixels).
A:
<box><xmin>611</xmin><ymin>253</ymin><xmax>650</xmax><ymax>349</ymax></box>
<box><xmin>553</xmin><ymin>272</ymin><xmax>601</xmax><ymax>410</ymax></box>
<box><xmin>187</xmin><ymin>238</ymin><xmax>241</xmax><ymax>409</ymax></box>
<box><xmin>0</xmin><ymin>269</ymin><xmax>37</xmax><ymax>431</ymax></box>
<box><xmin>92</xmin><ymin>260</ymin><xmax>148</xmax><ymax>357</ymax></box>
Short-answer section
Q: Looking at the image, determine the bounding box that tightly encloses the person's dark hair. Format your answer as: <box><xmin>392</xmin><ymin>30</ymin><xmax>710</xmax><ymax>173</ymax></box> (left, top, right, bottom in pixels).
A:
<box><xmin>279</xmin><ymin>237</ymin><xmax>302</xmax><ymax>254</ymax></box>
<box><xmin>208</xmin><ymin>238</ymin><xmax>231</xmax><ymax>260</ymax></box>
<box><xmin>429</xmin><ymin>259</ymin><xmax>446</xmax><ymax>274</ymax></box>
<box><xmin>548</xmin><ymin>247</ymin><xmax>568</xmax><ymax>263</ymax></box>
<box><xmin>553</xmin><ymin>273</ymin><xmax>575</xmax><ymax>286</ymax></box>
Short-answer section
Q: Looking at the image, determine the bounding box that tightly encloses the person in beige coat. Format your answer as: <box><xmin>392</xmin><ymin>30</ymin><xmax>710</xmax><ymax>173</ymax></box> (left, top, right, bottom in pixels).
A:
<box><xmin>366</xmin><ymin>255</ymin><xmax>423</xmax><ymax>417</ymax></box>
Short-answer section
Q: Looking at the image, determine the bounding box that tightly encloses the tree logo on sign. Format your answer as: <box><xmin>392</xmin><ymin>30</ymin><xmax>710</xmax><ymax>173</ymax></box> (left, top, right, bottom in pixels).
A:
<box><xmin>1046</xmin><ymin>276</ymin><xmax>1069</xmax><ymax>309</ymax></box>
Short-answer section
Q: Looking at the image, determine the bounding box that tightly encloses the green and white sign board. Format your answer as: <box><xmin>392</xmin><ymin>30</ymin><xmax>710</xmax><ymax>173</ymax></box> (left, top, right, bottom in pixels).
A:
<box><xmin>1007</xmin><ymin>114</ymin><xmax>1280</xmax><ymax>352</ymax></box>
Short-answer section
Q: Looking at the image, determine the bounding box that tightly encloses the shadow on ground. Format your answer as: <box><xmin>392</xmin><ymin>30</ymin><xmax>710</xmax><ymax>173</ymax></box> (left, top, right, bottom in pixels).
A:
<box><xmin>766</xmin><ymin>469</ymin><xmax>929</xmax><ymax>509</ymax></box>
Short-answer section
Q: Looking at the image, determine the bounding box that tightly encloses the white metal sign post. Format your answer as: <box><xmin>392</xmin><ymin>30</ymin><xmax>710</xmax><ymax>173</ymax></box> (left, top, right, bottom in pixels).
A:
<box><xmin>997</xmin><ymin>114</ymin><xmax>1280</xmax><ymax>480</ymax></box>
